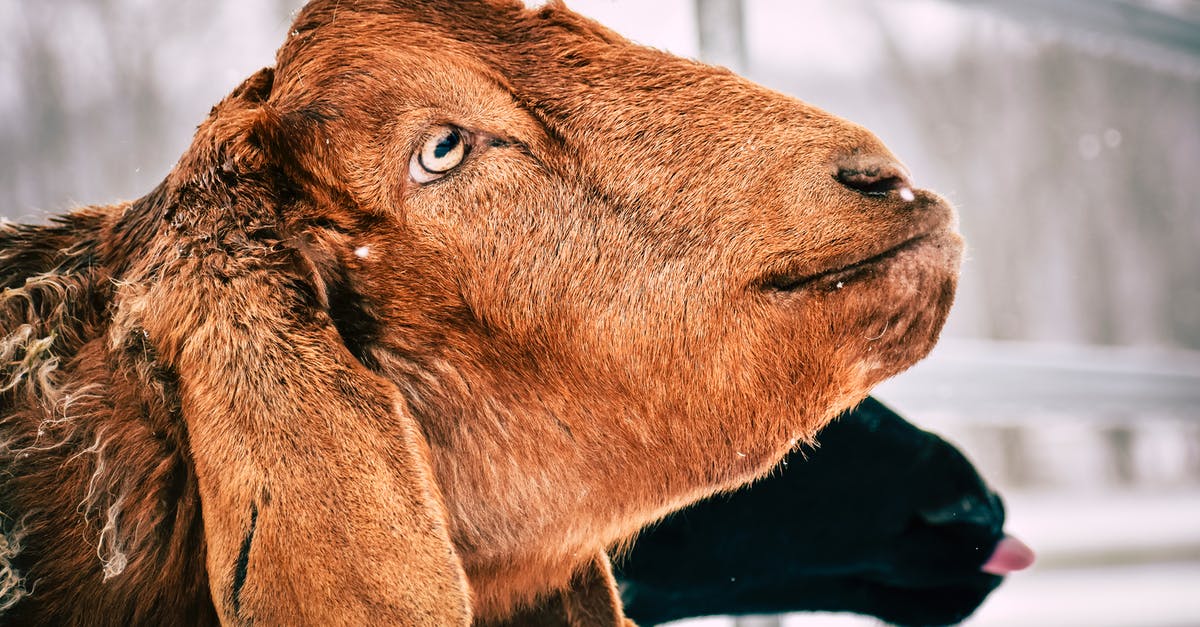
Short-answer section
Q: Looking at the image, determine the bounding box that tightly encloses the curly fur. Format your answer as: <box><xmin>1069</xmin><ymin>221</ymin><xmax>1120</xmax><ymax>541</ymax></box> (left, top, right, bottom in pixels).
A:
<box><xmin>0</xmin><ymin>516</ymin><xmax>27</xmax><ymax>612</ymax></box>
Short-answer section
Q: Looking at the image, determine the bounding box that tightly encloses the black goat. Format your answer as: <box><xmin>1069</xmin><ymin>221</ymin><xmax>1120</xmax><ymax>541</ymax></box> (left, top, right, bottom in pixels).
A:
<box><xmin>619</xmin><ymin>397</ymin><xmax>1032</xmax><ymax>626</ymax></box>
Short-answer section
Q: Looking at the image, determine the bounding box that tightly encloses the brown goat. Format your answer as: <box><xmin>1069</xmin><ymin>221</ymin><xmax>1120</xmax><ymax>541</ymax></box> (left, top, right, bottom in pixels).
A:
<box><xmin>0</xmin><ymin>1</ymin><xmax>963</xmax><ymax>624</ymax></box>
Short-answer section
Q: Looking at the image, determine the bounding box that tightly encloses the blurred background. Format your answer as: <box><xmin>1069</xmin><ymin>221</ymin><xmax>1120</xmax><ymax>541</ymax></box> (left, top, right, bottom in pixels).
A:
<box><xmin>1</xmin><ymin>1</ymin><xmax>1198</xmax><ymax>625</ymax></box>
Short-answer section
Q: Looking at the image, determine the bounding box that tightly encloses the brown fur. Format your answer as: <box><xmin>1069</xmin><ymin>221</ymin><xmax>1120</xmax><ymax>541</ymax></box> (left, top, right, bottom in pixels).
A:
<box><xmin>0</xmin><ymin>1</ymin><xmax>963</xmax><ymax>624</ymax></box>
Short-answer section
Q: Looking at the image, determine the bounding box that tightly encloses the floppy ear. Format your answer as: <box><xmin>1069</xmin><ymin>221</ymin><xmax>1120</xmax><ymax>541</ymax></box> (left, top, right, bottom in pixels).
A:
<box><xmin>118</xmin><ymin>69</ymin><xmax>472</xmax><ymax>625</ymax></box>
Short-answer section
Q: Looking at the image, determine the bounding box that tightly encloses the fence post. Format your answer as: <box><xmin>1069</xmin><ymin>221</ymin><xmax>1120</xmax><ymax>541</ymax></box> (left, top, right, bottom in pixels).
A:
<box><xmin>695</xmin><ymin>0</ymin><xmax>748</xmax><ymax>72</ymax></box>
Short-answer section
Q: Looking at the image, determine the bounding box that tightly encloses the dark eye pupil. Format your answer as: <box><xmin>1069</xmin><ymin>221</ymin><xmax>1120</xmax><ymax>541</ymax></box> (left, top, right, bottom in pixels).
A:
<box><xmin>433</xmin><ymin>131</ymin><xmax>460</xmax><ymax>159</ymax></box>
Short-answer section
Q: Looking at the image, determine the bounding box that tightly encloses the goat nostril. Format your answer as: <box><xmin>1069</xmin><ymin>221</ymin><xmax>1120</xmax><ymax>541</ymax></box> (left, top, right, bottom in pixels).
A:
<box><xmin>833</xmin><ymin>157</ymin><xmax>915</xmax><ymax>199</ymax></box>
<box><xmin>836</xmin><ymin>170</ymin><xmax>905</xmax><ymax>196</ymax></box>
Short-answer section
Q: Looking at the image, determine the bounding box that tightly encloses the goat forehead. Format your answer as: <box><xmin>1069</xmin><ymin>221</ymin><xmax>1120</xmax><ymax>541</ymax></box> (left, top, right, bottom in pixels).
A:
<box><xmin>286</xmin><ymin>0</ymin><xmax>747</xmax><ymax>115</ymax></box>
<box><xmin>282</xmin><ymin>2</ymin><xmax>851</xmax><ymax>196</ymax></box>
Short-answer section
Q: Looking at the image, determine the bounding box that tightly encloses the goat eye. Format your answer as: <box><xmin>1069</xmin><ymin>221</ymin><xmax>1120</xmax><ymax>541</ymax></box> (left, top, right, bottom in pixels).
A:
<box><xmin>411</xmin><ymin>126</ymin><xmax>468</xmax><ymax>183</ymax></box>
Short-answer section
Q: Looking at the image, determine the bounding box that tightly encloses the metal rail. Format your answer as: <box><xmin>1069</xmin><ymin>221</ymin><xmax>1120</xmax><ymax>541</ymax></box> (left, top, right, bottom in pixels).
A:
<box><xmin>875</xmin><ymin>339</ymin><xmax>1200</xmax><ymax>416</ymax></box>
<box><xmin>950</xmin><ymin>0</ymin><xmax>1200</xmax><ymax>58</ymax></box>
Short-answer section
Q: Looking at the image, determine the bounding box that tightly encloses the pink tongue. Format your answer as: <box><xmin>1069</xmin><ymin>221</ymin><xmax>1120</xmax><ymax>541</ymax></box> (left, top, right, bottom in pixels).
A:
<box><xmin>981</xmin><ymin>535</ymin><xmax>1036</xmax><ymax>575</ymax></box>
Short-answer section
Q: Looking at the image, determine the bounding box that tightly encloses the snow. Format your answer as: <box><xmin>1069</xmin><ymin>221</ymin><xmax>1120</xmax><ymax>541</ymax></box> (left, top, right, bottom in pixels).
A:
<box><xmin>664</xmin><ymin>564</ymin><xmax>1200</xmax><ymax>627</ymax></box>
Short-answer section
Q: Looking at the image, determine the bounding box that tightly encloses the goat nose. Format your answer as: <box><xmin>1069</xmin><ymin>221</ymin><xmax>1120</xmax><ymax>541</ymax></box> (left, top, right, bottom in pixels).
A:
<box><xmin>833</xmin><ymin>154</ymin><xmax>915</xmax><ymax>199</ymax></box>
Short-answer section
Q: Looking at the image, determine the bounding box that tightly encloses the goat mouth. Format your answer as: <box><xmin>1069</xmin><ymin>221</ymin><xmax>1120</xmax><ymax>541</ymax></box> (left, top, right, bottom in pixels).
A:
<box><xmin>762</xmin><ymin>234</ymin><xmax>932</xmax><ymax>293</ymax></box>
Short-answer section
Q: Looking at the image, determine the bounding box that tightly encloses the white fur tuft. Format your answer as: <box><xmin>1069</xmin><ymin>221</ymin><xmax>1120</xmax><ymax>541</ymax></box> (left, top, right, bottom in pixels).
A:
<box><xmin>0</xmin><ymin>519</ymin><xmax>28</xmax><ymax>613</ymax></box>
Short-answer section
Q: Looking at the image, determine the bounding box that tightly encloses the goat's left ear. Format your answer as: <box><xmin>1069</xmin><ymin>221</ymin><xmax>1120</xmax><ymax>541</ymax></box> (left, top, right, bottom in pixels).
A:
<box><xmin>120</xmin><ymin>67</ymin><xmax>473</xmax><ymax>626</ymax></box>
<box><xmin>177</xmin><ymin>67</ymin><xmax>278</xmax><ymax>173</ymax></box>
<box><xmin>169</xmin><ymin>67</ymin><xmax>330</xmax><ymax>187</ymax></box>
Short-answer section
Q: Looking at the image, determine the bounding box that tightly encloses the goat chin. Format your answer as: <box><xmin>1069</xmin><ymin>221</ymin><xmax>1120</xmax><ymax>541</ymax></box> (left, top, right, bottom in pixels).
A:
<box><xmin>0</xmin><ymin>1</ymin><xmax>963</xmax><ymax>624</ymax></box>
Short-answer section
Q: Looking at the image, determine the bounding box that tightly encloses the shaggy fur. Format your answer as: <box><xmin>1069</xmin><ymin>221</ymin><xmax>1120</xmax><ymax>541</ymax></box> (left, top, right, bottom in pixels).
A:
<box><xmin>0</xmin><ymin>1</ymin><xmax>962</xmax><ymax>624</ymax></box>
